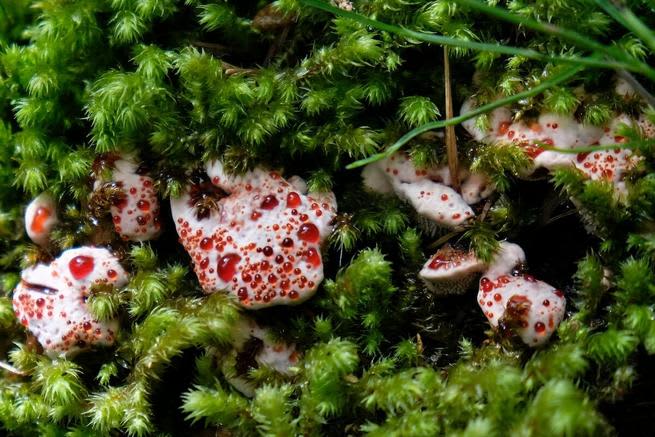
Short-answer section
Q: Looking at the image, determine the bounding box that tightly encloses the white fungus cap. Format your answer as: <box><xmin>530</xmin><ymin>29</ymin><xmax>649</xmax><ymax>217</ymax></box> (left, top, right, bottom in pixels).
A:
<box><xmin>171</xmin><ymin>161</ymin><xmax>337</xmax><ymax>309</ymax></box>
<box><xmin>419</xmin><ymin>245</ymin><xmax>486</xmax><ymax>295</ymax></box>
<box><xmin>476</xmin><ymin>242</ymin><xmax>566</xmax><ymax>347</ymax></box>
<box><xmin>362</xmin><ymin>152</ymin><xmax>493</xmax><ymax>230</ymax></box>
<box><xmin>12</xmin><ymin>246</ymin><xmax>128</xmax><ymax>357</ymax></box>
<box><xmin>25</xmin><ymin>193</ymin><xmax>58</xmax><ymax>246</ymax></box>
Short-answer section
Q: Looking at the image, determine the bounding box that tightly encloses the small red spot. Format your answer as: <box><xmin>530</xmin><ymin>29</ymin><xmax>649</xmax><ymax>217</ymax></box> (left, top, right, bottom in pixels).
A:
<box><xmin>452</xmin><ymin>213</ymin><xmax>461</xmax><ymax>220</ymax></box>
<box><xmin>288</xmin><ymin>290</ymin><xmax>299</xmax><ymax>299</ymax></box>
<box><xmin>554</xmin><ymin>290</ymin><xmax>564</xmax><ymax>298</ymax></box>
<box><xmin>36</xmin><ymin>298</ymin><xmax>45</xmax><ymax>307</ymax></box>
<box><xmin>30</xmin><ymin>207</ymin><xmax>51</xmax><ymax>233</ymax></box>
<box><xmin>251</xmin><ymin>211</ymin><xmax>262</xmax><ymax>220</ymax></box>
<box><xmin>113</xmin><ymin>215</ymin><xmax>121</xmax><ymax>224</ymax></box>
<box><xmin>543</xmin><ymin>299</ymin><xmax>550</xmax><ymax>306</ymax></box>
<box><xmin>263</xmin><ymin>246</ymin><xmax>274</xmax><ymax>257</ymax></box>
<box><xmin>200</xmin><ymin>238</ymin><xmax>213</xmax><ymax>250</ymax></box>
<box><xmin>261</xmin><ymin>195</ymin><xmax>279</xmax><ymax>210</ymax></box>
<box><xmin>281</xmin><ymin>238</ymin><xmax>294</xmax><ymax>247</ymax></box>
<box><xmin>83</xmin><ymin>321</ymin><xmax>92</xmax><ymax>330</ymax></box>
<box><xmin>200</xmin><ymin>258</ymin><xmax>210</xmax><ymax>269</ymax></box>
<box><xmin>428</xmin><ymin>255</ymin><xmax>448</xmax><ymax>270</ymax></box>
<box><xmin>129</xmin><ymin>187</ymin><xmax>137</xmax><ymax>195</ymax></box>
<box><xmin>440</xmin><ymin>194</ymin><xmax>448</xmax><ymax>201</ymax></box>
<box><xmin>69</xmin><ymin>256</ymin><xmax>94</xmax><ymax>280</ymax></box>
<box><xmin>305</xmin><ymin>248</ymin><xmax>321</xmax><ymax>267</ymax></box>
<box><xmin>298</xmin><ymin>223</ymin><xmax>319</xmax><ymax>243</ymax></box>
<box><xmin>237</xmin><ymin>287</ymin><xmax>248</xmax><ymax>301</ymax></box>
<box><xmin>107</xmin><ymin>269</ymin><xmax>117</xmax><ymax>279</ymax></box>
<box><xmin>576</xmin><ymin>152</ymin><xmax>590</xmax><ymax>163</ymax></box>
<box><xmin>480</xmin><ymin>277</ymin><xmax>493</xmax><ymax>292</ymax></box>
<box><xmin>552</xmin><ymin>123</ymin><xmax>558</xmax><ymax>129</ymax></box>
<box><xmin>493</xmin><ymin>293</ymin><xmax>501</xmax><ymax>302</ymax></box>
<box><xmin>143</xmin><ymin>180</ymin><xmax>152</xmax><ymax>187</ymax></box>
<box><xmin>268</xmin><ymin>274</ymin><xmax>278</xmax><ymax>283</ymax></box>
<box><xmin>535</xmin><ymin>322</ymin><xmax>546</xmax><ymax>333</ymax></box>
<box><xmin>136</xmin><ymin>215</ymin><xmax>148</xmax><ymax>226</ymax></box>
<box><xmin>217</xmin><ymin>254</ymin><xmax>241</xmax><ymax>282</ymax></box>
<box><xmin>137</xmin><ymin>199</ymin><xmax>150</xmax><ymax>211</ymax></box>
<box><xmin>498</xmin><ymin>121</ymin><xmax>511</xmax><ymax>135</ymax></box>
<box><xmin>287</xmin><ymin>192</ymin><xmax>301</xmax><ymax>208</ymax></box>
<box><xmin>508</xmin><ymin>130</ymin><xmax>515</xmax><ymax>139</ymax></box>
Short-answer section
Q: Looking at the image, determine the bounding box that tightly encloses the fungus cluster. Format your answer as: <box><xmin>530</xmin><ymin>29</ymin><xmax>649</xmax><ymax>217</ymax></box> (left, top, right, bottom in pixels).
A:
<box><xmin>12</xmin><ymin>247</ymin><xmax>128</xmax><ymax>357</ymax></box>
<box><xmin>93</xmin><ymin>155</ymin><xmax>162</xmax><ymax>241</ymax></box>
<box><xmin>24</xmin><ymin>193</ymin><xmax>59</xmax><ymax>246</ymax></box>
<box><xmin>461</xmin><ymin>80</ymin><xmax>655</xmax><ymax>197</ymax></box>
<box><xmin>420</xmin><ymin>242</ymin><xmax>566</xmax><ymax>346</ymax></box>
<box><xmin>171</xmin><ymin>161</ymin><xmax>337</xmax><ymax>309</ymax></box>
<box><xmin>362</xmin><ymin>152</ymin><xmax>493</xmax><ymax>229</ymax></box>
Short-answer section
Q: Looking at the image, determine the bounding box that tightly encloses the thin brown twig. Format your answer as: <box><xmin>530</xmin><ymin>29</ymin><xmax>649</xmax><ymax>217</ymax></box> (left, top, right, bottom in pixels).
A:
<box><xmin>443</xmin><ymin>47</ymin><xmax>460</xmax><ymax>191</ymax></box>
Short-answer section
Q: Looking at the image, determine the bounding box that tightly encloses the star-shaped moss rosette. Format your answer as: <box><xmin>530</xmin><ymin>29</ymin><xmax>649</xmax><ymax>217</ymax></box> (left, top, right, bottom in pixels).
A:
<box><xmin>13</xmin><ymin>247</ymin><xmax>128</xmax><ymax>357</ymax></box>
<box><xmin>171</xmin><ymin>161</ymin><xmax>337</xmax><ymax>309</ymax></box>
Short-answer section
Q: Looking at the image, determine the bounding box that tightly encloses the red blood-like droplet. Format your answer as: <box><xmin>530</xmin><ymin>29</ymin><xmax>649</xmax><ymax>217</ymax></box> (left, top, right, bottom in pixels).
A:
<box><xmin>535</xmin><ymin>322</ymin><xmax>546</xmax><ymax>333</ymax></box>
<box><xmin>493</xmin><ymin>293</ymin><xmax>502</xmax><ymax>302</ymax></box>
<box><xmin>498</xmin><ymin>121</ymin><xmax>511</xmax><ymax>135</ymax></box>
<box><xmin>440</xmin><ymin>194</ymin><xmax>448</xmax><ymax>201</ymax></box>
<box><xmin>480</xmin><ymin>277</ymin><xmax>493</xmax><ymax>292</ymax></box>
<box><xmin>137</xmin><ymin>199</ymin><xmax>150</xmax><ymax>211</ymax></box>
<box><xmin>281</xmin><ymin>238</ymin><xmax>294</xmax><ymax>247</ymax></box>
<box><xmin>542</xmin><ymin>299</ymin><xmax>550</xmax><ymax>306</ymax></box>
<box><xmin>297</xmin><ymin>223</ymin><xmax>319</xmax><ymax>243</ymax></box>
<box><xmin>263</xmin><ymin>246</ymin><xmax>274</xmax><ymax>257</ymax></box>
<box><xmin>83</xmin><ymin>321</ymin><xmax>92</xmax><ymax>330</ymax></box>
<box><xmin>237</xmin><ymin>287</ymin><xmax>249</xmax><ymax>301</ymax></box>
<box><xmin>576</xmin><ymin>152</ymin><xmax>590</xmax><ymax>163</ymax></box>
<box><xmin>108</xmin><ymin>269</ymin><xmax>117</xmax><ymax>279</ymax></box>
<box><xmin>200</xmin><ymin>238</ymin><xmax>213</xmax><ymax>250</ymax></box>
<box><xmin>287</xmin><ymin>192</ymin><xmax>301</xmax><ymax>208</ymax></box>
<box><xmin>305</xmin><ymin>248</ymin><xmax>321</xmax><ymax>267</ymax></box>
<box><xmin>261</xmin><ymin>195</ymin><xmax>279</xmax><ymax>210</ymax></box>
<box><xmin>428</xmin><ymin>255</ymin><xmax>448</xmax><ymax>270</ymax></box>
<box><xmin>217</xmin><ymin>254</ymin><xmax>241</xmax><ymax>282</ymax></box>
<box><xmin>69</xmin><ymin>256</ymin><xmax>94</xmax><ymax>280</ymax></box>
<box><xmin>36</xmin><ymin>298</ymin><xmax>45</xmax><ymax>307</ymax></box>
<box><xmin>136</xmin><ymin>215</ymin><xmax>148</xmax><ymax>225</ymax></box>
<box><xmin>288</xmin><ymin>290</ymin><xmax>299</xmax><ymax>299</ymax></box>
<box><xmin>31</xmin><ymin>207</ymin><xmax>51</xmax><ymax>233</ymax></box>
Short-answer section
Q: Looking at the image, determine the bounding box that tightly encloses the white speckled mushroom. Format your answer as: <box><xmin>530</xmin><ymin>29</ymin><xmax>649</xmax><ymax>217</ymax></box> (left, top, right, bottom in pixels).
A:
<box><xmin>94</xmin><ymin>156</ymin><xmax>162</xmax><ymax>241</ymax></box>
<box><xmin>419</xmin><ymin>245</ymin><xmax>486</xmax><ymax>294</ymax></box>
<box><xmin>460</xmin><ymin>78</ymin><xmax>653</xmax><ymax>198</ymax></box>
<box><xmin>12</xmin><ymin>247</ymin><xmax>127</xmax><ymax>357</ymax></box>
<box><xmin>477</xmin><ymin>242</ymin><xmax>566</xmax><ymax>347</ymax></box>
<box><xmin>362</xmin><ymin>152</ymin><xmax>493</xmax><ymax>229</ymax></box>
<box><xmin>170</xmin><ymin>161</ymin><xmax>337</xmax><ymax>309</ymax></box>
<box><xmin>25</xmin><ymin>193</ymin><xmax>58</xmax><ymax>246</ymax></box>
<box><xmin>220</xmin><ymin>317</ymin><xmax>299</xmax><ymax>397</ymax></box>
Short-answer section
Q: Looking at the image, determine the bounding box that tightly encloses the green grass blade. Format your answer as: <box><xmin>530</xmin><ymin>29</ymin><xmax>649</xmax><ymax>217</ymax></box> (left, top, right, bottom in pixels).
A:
<box><xmin>595</xmin><ymin>0</ymin><xmax>655</xmax><ymax>54</ymax></box>
<box><xmin>346</xmin><ymin>65</ymin><xmax>584</xmax><ymax>169</ymax></box>
<box><xmin>454</xmin><ymin>0</ymin><xmax>655</xmax><ymax>81</ymax></box>
<box><xmin>300</xmin><ymin>0</ymin><xmax>633</xmax><ymax>71</ymax></box>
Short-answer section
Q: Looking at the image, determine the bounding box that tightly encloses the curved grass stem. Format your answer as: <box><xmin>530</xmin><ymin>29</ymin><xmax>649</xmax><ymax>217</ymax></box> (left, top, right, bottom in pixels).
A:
<box><xmin>347</xmin><ymin>65</ymin><xmax>584</xmax><ymax>169</ymax></box>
